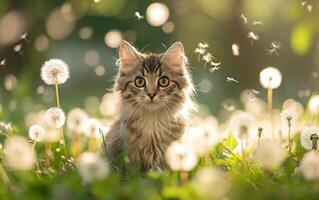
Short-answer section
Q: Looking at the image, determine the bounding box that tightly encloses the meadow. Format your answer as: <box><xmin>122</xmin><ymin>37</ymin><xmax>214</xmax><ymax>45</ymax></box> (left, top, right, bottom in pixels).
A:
<box><xmin>1</xmin><ymin>0</ymin><xmax>319</xmax><ymax>199</ymax></box>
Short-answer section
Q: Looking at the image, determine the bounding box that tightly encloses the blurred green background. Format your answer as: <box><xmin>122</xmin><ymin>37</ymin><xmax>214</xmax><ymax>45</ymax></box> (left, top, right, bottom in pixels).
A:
<box><xmin>0</xmin><ymin>0</ymin><xmax>318</xmax><ymax>125</ymax></box>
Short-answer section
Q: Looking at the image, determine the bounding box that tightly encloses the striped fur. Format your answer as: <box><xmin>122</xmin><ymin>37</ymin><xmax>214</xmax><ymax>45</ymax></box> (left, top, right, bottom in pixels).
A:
<box><xmin>106</xmin><ymin>41</ymin><xmax>195</xmax><ymax>171</ymax></box>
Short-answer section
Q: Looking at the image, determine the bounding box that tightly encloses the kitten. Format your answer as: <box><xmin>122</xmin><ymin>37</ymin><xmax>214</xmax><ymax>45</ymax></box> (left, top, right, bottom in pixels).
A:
<box><xmin>106</xmin><ymin>41</ymin><xmax>195</xmax><ymax>171</ymax></box>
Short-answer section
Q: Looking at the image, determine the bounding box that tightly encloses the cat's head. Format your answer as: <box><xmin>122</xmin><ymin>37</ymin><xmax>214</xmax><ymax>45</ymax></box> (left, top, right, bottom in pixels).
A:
<box><xmin>114</xmin><ymin>41</ymin><xmax>194</xmax><ymax>113</ymax></box>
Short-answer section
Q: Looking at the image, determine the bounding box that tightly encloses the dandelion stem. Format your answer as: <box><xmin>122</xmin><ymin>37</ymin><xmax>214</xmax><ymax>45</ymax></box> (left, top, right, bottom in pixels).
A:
<box><xmin>0</xmin><ymin>162</ymin><xmax>11</xmax><ymax>186</ymax></box>
<box><xmin>55</xmin><ymin>79</ymin><xmax>67</xmax><ymax>158</ymax></box>
<box><xmin>241</xmin><ymin>138</ymin><xmax>247</xmax><ymax>171</ymax></box>
<box><xmin>267</xmin><ymin>87</ymin><xmax>274</xmax><ymax>139</ymax></box>
<box><xmin>44</xmin><ymin>142</ymin><xmax>52</xmax><ymax>168</ymax></box>
<box><xmin>71</xmin><ymin>132</ymin><xmax>81</xmax><ymax>159</ymax></box>
<box><xmin>88</xmin><ymin>135</ymin><xmax>97</xmax><ymax>152</ymax></box>
<box><xmin>287</xmin><ymin>120</ymin><xmax>291</xmax><ymax>155</ymax></box>
<box><xmin>180</xmin><ymin>171</ymin><xmax>188</xmax><ymax>182</ymax></box>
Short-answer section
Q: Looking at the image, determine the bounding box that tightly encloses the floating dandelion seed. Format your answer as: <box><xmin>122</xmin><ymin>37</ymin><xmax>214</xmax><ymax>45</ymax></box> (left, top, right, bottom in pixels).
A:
<box><xmin>198</xmin><ymin>42</ymin><xmax>209</xmax><ymax>49</ymax></box>
<box><xmin>134</xmin><ymin>11</ymin><xmax>144</xmax><ymax>20</ymax></box>
<box><xmin>301</xmin><ymin>127</ymin><xmax>319</xmax><ymax>150</ymax></box>
<box><xmin>266</xmin><ymin>41</ymin><xmax>281</xmax><ymax>56</ymax></box>
<box><xmin>247</xmin><ymin>32</ymin><xmax>259</xmax><ymax>45</ymax></box>
<box><xmin>232</xmin><ymin>43</ymin><xmax>240</xmax><ymax>56</ymax></box>
<box><xmin>210</xmin><ymin>61</ymin><xmax>221</xmax><ymax>67</ymax></box>
<box><xmin>77</xmin><ymin>152</ymin><xmax>110</xmax><ymax>183</ymax></box>
<box><xmin>254</xmin><ymin>139</ymin><xmax>285</xmax><ymax>170</ymax></box>
<box><xmin>0</xmin><ymin>58</ymin><xmax>6</xmax><ymax>66</ymax></box>
<box><xmin>252</xmin><ymin>20</ymin><xmax>263</xmax><ymax>26</ymax></box>
<box><xmin>202</xmin><ymin>53</ymin><xmax>214</xmax><ymax>68</ymax></box>
<box><xmin>28</xmin><ymin>124</ymin><xmax>45</xmax><ymax>142</ymax></box>
<box><xmin>226</xmin><ymin>76</ymin><xmax>239</xmax><ymax>84</ymax></box>
<box><xmin>301</xmin><ymin>1</ymin><xmax>307</xmax><ymax>6</ymax></box>
<box><xmin>240</xmin><ymin>14</ymin><xmax>248</xmax><ymax>24</ymax></box>
<box><xmin>41</xmin><ymin>58</ymin><xmax>70</xmax><ymax>85</ymax></box>
<box><xmin>14</xmin><ymin>43</ymin><xmax>23</xmax><ymax>56</ymax></box>
<box><xmin>307</xmin><ymin>5</ymin><xmax>313</xmax><ymax>12</ymax></box>
<box><xmin>93</xmin><ymin>0</ymin><xmax>100</xmax><ymax>3</ymax></box>
<box><xmin>45</xmin><ymin>107</ymin><xmax>66</xmax><ymax>128</ymax></box>
<box><xmin>20</xmin><ymin>33</ymin><xmax>29</xmax><ymax>42</ymax></box>
<box><xmin>299</xmin><ymin>151</ymin><xmax>319</xmax><ymax>180</ymax></box>
<box><xmin>209</xmin><ymin>66</ymin><xmax>221</xmax><ymax>73</ymax></box>
<box><xmin>3</xmin><ymin>136</ymin><xmax>36</xmax><ymax>171</ymax></box>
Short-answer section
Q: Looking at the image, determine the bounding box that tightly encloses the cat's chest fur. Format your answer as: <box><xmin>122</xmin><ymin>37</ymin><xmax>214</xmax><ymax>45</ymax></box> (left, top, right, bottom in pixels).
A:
<box><xmin>124</xmin><ymin>112</ymin><xmax>184</xmax><ymax>170</ymax></box>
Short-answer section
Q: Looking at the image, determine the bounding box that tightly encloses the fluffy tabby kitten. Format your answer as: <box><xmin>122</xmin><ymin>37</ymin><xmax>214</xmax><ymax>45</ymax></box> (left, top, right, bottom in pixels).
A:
<box><xmin>106</xmin><ymin>41</ymin><xmax>195</xmax><ymax>171</ymax></box>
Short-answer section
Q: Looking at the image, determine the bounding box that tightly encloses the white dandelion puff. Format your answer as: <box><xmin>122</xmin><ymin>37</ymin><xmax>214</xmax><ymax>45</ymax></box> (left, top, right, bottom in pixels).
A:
<box><xmin>229</xmin><ymin>111</ymin><xmax>255</xmax><ymax>140</ymax></box>
<box><xmin>41</xmin><ymin>58</ymin><xmax>70</xmax><ymax>85</ymax></box>
<box><xmin>28</xmin><ymin>124</ymin><xmax>45</xmax><ymax>142</ymax></box>
<box><xmin>254</xmin><ymin>139</ymin><xmax>285</xmax><ymax>170</ymax></box>
<box><xmin>165</xmin><ymin>141</ymin><xmax>198</xmax><ymax>171</ymax></box>
<box><xmin>193</xmin><ymin>168</ymin><xmax>230</xmax><ymax>199</ymax></box>
<box><xmin>299</xmin><ymin>151</ymin><xmax>319</xmax><ymax>181</ymax></box>
<box><xmin>259</xmin><ymin>67</ymin><xmax>282</xmax><ymax>89</ymax></box>
<box><xmin>301</xmin><ymin>127</ymin><xmax>319</xmax><ymax>150</ymax></box>
<box><xmin>3</xmin><ymin>136</ymin><xmax>36</xmax><ymax>171</ymax></box>
<box><xmin>67</xmin><ymin>108</ymin><xmax>88</xmax><ymax>133</ymax></box>
<box><xmin>231</xmin><ymin>43</ymin><xmax>240</xmax><ymax>56</ymax></box>
<box><xmin>45</xmin><ymin>107</ymin><xmax>66</xmax><ymax>128</ymax></box>
<box><xmin>308</xmin><ymin>95</ymin><xmax>319</xmax><ymax>114</ymax></box>
<box><xmin>280</xmin><ymin>109</ymin><xmax>297</xmax><ymax>126</ymax></box>
<box><xmin>77</xmin><ymin>152</ymin><xmax>110</xmax><ymax>183</ymax></box>
<box><xmin>83</xmin><ymin>118</ymin><xmax>102</xmax><ymax>138</ymax></box>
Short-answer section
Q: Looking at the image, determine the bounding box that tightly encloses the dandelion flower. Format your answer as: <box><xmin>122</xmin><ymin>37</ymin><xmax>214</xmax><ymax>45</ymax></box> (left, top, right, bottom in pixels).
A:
<box><xmin>3</xmin><ymin>136</ymin><xmax>36</xmax><ymax>171</ymax></box>
<box><xmin>165</xmin><ymin>141</ymin><xmax>198</xmax><ymax>171</ymax></box>
<box><xmin>193</xmin><ymin>168</ymin><xmax>230</xmax><ymax>199</ymax></box>
<box><xmin>77</xmin><ymin>152</ymin><xmax>110</xmax><ymax>183</ymax></box>
<box><xmin>259</xmin><ymin>67</ymin><xmax>282</xmax><ymax>89</ymax></box>
<box><xmin>280</xmin><ymin>109</ymin><xmax>297</xmax><ymax>126</ymax></box>
<box><xmin>308</xmin><ymin>95</ymin><xmax>319</xmax><ymax>114</ymax></box>
<box><xmin>67</xmin><ymin>108</ymin><xmax>88</xmax><ymax>133</ymax></box>
<box><xmin>229</xmin><ymin>111</ymin><xmax>255</xmax><ymax>140</ymax></box>
<box><xmin>83</xmin><ymin>118</ymin><xmax>102</xmax><ymax>138</ymax></box>
<box><xmin>28</xmin><ymin>124</ymin><xmax>45</xmax><ymax>142</ymax></box>
<box><xmin>299</xmin><ymin>151</ymin><xmax>319</xmax><ymax>180</ymax></box>
<box><xmin>41</xmin><ymin>58</ymin><xmax>70</xmax><ymax>85</ymax></box>
<box><xmin>301</xmin><ymin>127</ymin><xmax>319</xmax><ymax>150</ymax></box>
<box><xmin>254</xmin><ymin>139</ymin><xmax>285</xmax><ymax>170</ymax></box>
<box><xmin>45</xmin><ymin>107</ymin><xmax>65</xmax><ymax>128</ymax></box>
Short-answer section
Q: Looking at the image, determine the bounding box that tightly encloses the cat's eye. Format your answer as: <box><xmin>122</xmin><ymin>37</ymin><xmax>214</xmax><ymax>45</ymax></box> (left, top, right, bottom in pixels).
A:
<box><xmin>158</xmin><ymin>76</ymin><xmax>170</xmax><ymax>87</ymax></box>
<box><xmin>134</xmin><ymin>77</ymin><xmax>146</xmax><ymax>87</ymax></box>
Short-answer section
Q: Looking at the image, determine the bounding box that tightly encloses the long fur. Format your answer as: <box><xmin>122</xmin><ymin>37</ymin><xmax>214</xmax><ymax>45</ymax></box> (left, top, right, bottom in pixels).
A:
<box><xmin>106</xmin><ymin>42</ymin><xmax>195</xmax><ymax>171</ymax></box>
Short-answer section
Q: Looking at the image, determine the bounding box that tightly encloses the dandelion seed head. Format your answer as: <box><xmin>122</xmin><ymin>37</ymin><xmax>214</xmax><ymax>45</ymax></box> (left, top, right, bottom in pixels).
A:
<box><xmin>193</xmin><ymin>168</ymin><xmax>230</xmax><ymax>198</ymax></box>
<box><xmin>77</xmin><ymin>152</ymin><xmax>110</xmax><ymax>183</ymax></box>
<box><xmin>67</xmin><ymin>108</ymin><xmax>88</xmax><ymax>133</ymax></box>
<box><xmin>254</xmin><ymin>139</ymin><xmax>285</xmax><ymax>170</ymax></box>
<box><xmin>299</xmin><ymin>151</ymin><xmax>319</xmax><ymax>180</ymax></box>
<box><xmin>229</xmin><ymin>111</ymin><xmax>255</xmax><ymax>140</ymax></box>
<box><xmin>280</xmin><ymin>109</ymin><xmax>297</xmax><ymax>126</ymax></box>
<box><xmin>45</xmin><ymin>107</ymin><xmax>66</xmax><ymax>128</ymax></box>
<box><xmin>83</xmin><ymin>118</ymin><xmax>102</xmax><ymax>138</ymax></box>
<box><xmin>3</xmin><ymin>136</ymin><xmax>36</xmax><ymax>171</ymax></box>
<box><xmin>41</xmin><ymin>58</ymin><xmax>70</xmax><ymax>85</ymax></box>
<box><xmin>308</xmin><ymin>95</ymin><xmax>319</xmax><ymax>114</ymax></box>
<box><xmin>99</xmin><ymin>93</ymin><xmax>118</xmax><ymax>117</ymax></box>
<box><xmin>28</xmin><ymin>124</ymin><xmax>45</xmax><ymax>142</ymax></box>
<box><xmin>165</xmin><ymin>140</ymin><xmax>198</xmax><ymax>171</ymax></box>
<box><xmin>259</xmin><ymin>67</ymin><xmax>282</xmax><ymax>89</ymax></box>
<box><xmin>301</xmin><ymin>127</ymin><xmax>319</xmax><ymax>150</ymax></box>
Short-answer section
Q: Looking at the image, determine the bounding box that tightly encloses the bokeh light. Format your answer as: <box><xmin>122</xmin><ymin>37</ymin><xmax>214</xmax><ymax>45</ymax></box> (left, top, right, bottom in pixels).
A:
<box><xmin>146</xmin><ymin>3</ymin><xmax>170</xmax><ymax>27</ymax></box>
<box><xmin>104</xmin><ymin>30</ymin><xmax>122</xmax><ymax>48</ymax></box>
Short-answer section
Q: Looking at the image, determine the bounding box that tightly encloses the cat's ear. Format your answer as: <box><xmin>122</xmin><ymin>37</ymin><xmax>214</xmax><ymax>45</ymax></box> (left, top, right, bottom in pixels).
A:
<box><xmin>118</xmin><ymin>40</ymin><xmax>142</xmax><ymax>73</ymax></box>
<box><xmin>161</xmin><ymin>42</ymin><xmax>186</xmax><ymax>70</ymax></box>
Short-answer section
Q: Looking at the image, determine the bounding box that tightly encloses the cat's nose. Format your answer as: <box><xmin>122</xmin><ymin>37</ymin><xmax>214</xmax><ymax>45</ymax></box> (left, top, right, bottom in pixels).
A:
<box><xmin>147</xmin><ymin>92</ymin><xmax>157</xmax><ymax>100</ymax></box>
